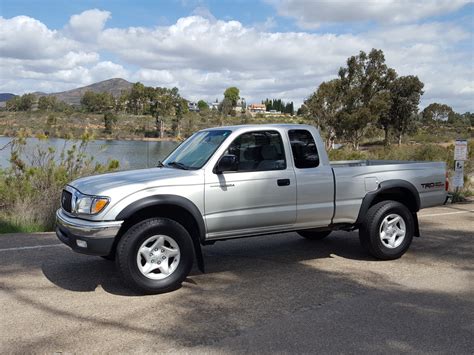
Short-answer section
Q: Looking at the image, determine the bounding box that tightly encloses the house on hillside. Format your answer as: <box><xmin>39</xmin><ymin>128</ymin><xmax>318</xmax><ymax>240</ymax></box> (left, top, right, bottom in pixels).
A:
<box><xmin>188</xmin><ymin>101</ymin><xmax>199</xmax><ymax>112</ymax></box>
<box><xmin>208</xmin><ymin>101</ymin><xmax>219</xmax><ymax>110</ymax></box>
<box><xmin>249</xmin><ymin>103</ymin><xmax>266</xmax><ymax>113</ymax></box>
<box><xmin>234</xmin><ymin>98</ymin><xmax>246</xmax><ymax>113</ymax></box>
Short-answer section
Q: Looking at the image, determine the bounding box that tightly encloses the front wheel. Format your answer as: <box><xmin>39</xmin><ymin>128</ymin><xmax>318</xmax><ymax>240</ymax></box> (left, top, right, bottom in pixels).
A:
<box><xmin>116</xmin><ymin>218</ymin><xmax>194</xmax><ymax>294</ymax></box>
<box><xmin>359</xmin><ymin>200</ymin><xmax>414</xmax><ymax>260</ymax></box>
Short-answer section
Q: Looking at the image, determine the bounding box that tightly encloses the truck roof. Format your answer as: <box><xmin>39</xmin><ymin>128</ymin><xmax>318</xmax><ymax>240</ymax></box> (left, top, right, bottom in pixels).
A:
<box><xmin>200</xmin><ymin>123</ymin><xmax>316</xmax><ymax>132</ymax></box>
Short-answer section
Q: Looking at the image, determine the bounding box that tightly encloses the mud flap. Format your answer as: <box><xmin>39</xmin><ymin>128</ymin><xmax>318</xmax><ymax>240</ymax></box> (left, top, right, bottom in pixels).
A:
<box><xmin>193</xmin><ymin>238</ymin><xmax>205</xmax><ymax>273</ymax></box>
<box><xmin>413</xmin><ymin>212</ymin><xmax>420</xmax><ymax>237</ymax></box>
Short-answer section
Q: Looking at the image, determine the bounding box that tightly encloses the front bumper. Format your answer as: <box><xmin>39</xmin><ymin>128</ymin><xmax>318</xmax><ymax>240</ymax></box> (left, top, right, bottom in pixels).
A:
<box><xmin>55</xmin><ymin>209</ymin><xmax>123</xmax><ymax>256</ymax></box>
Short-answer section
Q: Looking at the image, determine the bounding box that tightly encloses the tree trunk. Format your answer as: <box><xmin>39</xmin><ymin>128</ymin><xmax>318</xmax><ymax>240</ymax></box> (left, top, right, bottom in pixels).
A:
<box><xmin>384</xmin><ymin>127</ymin><xmax>390</xmax><ymax>146</ymax></box>
<box><xmin>156</xmin><ymin>117</ymin><xmax>164</xmax><ymax>138</ymax></box>
<box><xmin>353</xmin><ymin>139</ymin><xmax>359</xmax><ymax>150</ymax></box>
<box><xmin>398</xmin><ymin>133</ymin><xmax>402</xmax><ymax>146</ymax></box>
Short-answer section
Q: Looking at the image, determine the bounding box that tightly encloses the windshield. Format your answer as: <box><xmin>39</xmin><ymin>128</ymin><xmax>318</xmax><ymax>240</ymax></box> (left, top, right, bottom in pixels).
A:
<box><xmin>163</xmin><ymin>130</ymin><xmax>232</xmax><ymax>170</ymax></box>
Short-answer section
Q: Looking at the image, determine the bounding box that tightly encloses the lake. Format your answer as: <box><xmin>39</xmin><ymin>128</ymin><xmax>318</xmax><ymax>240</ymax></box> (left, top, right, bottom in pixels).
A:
<box><xmin>0</xmin><ymin>137</ymin><xmax>179</xmax><ymax>170</ymax></box>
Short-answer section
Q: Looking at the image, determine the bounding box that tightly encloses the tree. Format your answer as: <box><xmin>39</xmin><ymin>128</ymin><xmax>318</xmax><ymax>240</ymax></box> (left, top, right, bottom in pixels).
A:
<box><xmin>197</xmin><ymin>100</ymin><xmax>209</xmax><ymax>111</ymax></box>
<box><xmin>336</xmin><ymin>49</ymin><xmax>396</xmax><ymax>149</ymax></box>
<box><xmin>104</xmin><ymin>112</ymin><xmax>118</xmax><ymax>134</ymax></box>
<box><xmin>148</xmin><ymin>87</ymin><xmax>187</xmax><ymax>138</ymax></box>
<box><xmin>171</xmin><ymin>88</ymin><xmax>189</xmax><ymax>137</ymax></box>
<box><xmin>296</xmin><ymin>104</ymin><xmax>308</xmax><ymax>116</ymax></box>
<box><xmin>6</xmin><ymin>93</ymin><xmax>36</xmax><ymax>111</ymax></box>
<box><xmin>80</xmin><ymin>91</ymin><xmax>114</xmax><ymax>113</ymax></box>
<box><xmin>114</xmin><ymin>92</ymin><xmax>129</xmax><ymax>113</ymax></box>
<box><xmin>38</xmin><ymin>96</ymin><xmax>58</xmax><ymax>111</ymax></box>
<box><xmin>80</xmin><ymin>91</ymin><xmax>98</xmax><ymax>112</ymax></box>
<box><xmin>422</xmin><ymin>103</ymin><xmax>454</xmax><ymax>123</ymax></box>
<box><xmin>5</xmin><ymin>96</ymin><xmax>20</xmax><ymax>111</ymax></box>
<box><xmin>127</xmin><ymin>82</ymin><xmax>146</xmax><ymax>114</ymax></box>
<box><xmin>219</xmin><ymin>97</ymin><xmax>233</xmax><ymax>116</ymax></box>
<box><xmin>149</xmin><ymin>88</ymin><xmax>173</xmax><ymax>138</ymax></box>
<box><xmin>223</xmin><ymin>87</ymin><xmax>240</xmax><ymax>107</ymax></box>
<box><xmin>305</xmin><ymin>79</ymin><xmax>342</xmax><ymax>148</ymax></box>
<box><xmin>462</xmin><ymin>112</ymin><xmax>474</xmax><ymax>126</ymax></box>
<box><xmin>386</xmin><ymin>75</ymin><xmax>424</xmax><ymax>145</ymax></box>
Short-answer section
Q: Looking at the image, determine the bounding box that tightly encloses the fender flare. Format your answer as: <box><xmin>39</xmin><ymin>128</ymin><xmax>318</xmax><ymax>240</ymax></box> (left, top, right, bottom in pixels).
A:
<box><xmin>115</xmin><ymin>195</ymin><xmax>206</xmax><ymax>272</ymax></box>
<box><xmin>355</xmin><ymin>179</ymin><xmax>421</xmax><ymax>236</ymax></box>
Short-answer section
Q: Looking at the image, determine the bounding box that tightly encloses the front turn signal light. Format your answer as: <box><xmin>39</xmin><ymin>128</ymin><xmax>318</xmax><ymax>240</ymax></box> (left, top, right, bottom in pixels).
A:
<box><xmin>91</xmin><ymin>198</ymin><xmax>109</xmax><ymax>214</ymax></box>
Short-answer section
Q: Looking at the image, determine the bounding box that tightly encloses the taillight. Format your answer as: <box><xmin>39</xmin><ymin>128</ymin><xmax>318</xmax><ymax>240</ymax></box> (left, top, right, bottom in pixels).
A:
<box><xmin>445</xmin><ymin>171</ymin><xmax>449</xmax><ymax>191</ymax></box>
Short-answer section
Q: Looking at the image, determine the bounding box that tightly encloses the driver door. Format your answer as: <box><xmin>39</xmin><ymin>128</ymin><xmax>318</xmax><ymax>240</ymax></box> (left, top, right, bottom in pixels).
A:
<box><xmin>204</xmin><ymin>130</ymin><xmax>297</xmax><ymax>239</ymax></box>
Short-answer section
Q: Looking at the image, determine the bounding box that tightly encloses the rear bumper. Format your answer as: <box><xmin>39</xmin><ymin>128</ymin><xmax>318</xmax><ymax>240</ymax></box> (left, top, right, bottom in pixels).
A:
<box><xmin>55</xmin><ymin>209</ymin><xmax>123</xmax><ymax>256</ymax></box>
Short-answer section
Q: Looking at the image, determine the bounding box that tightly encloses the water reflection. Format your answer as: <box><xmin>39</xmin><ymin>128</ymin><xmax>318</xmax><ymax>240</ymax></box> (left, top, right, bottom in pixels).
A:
<box><xmin>0</xmin><ymin>137</ymin><xmax>179</xmax><ymax>170</ymax></box>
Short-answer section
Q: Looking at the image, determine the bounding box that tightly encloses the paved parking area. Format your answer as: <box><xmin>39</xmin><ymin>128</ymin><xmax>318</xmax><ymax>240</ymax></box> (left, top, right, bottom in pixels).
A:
<box><xmin>0</xmin><ymin>203</ymin><xmax>473</xmax><ymax>353</ymax></box>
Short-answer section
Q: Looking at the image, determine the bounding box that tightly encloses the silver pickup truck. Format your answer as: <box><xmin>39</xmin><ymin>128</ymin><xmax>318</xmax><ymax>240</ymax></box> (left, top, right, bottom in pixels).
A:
<box><xmin>56</xmin><ymin>124</ymin><xmax>447</xmax><ymax>293</ymax></box>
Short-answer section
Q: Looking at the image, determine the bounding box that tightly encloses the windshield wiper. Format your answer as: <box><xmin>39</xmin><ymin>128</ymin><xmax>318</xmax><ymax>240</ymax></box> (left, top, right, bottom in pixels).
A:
<box><xmin>166</xmin><ymin>161</ymin><xmax>191</xmax><ymax>170</ymax></box>
<box><xmin>156</xmin><ymin>161</ymin><xmax>165</xmax><ymax>168</ymax></box>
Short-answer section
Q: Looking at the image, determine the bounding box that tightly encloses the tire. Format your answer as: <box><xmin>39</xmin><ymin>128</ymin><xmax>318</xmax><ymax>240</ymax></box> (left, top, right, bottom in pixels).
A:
<box><xmin>297</xmin><ymin>230</ymin><xmax>332</xmax><ymax>240</ymax></box>
<box><xmin>116</xmin><ymin>217</ymin><xmax>194</xmax><ymax>294</ymax></box>
<box><xmin>101</xmin><ymin>254</ymin><xmax>115</xmax><ymax>261</ymax></box>
<box><xmin>359</xmin><ymin>200</ymin><xmax>414</xmax><ymax>260</ymax></box>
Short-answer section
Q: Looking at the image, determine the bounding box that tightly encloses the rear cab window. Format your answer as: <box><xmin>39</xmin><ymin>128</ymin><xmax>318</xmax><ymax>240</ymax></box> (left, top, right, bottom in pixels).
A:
<box><xmin>288</xmin><ymin>129</ymin><xmax>320</xmax><ymax>168</ymax></box>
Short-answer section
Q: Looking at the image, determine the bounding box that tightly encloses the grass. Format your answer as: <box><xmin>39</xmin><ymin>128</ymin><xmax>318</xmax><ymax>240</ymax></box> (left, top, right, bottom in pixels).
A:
<box><xmin>0</xmin><ymin>219</ymin><xmax>44</xmax><ymax>234</ymax></box>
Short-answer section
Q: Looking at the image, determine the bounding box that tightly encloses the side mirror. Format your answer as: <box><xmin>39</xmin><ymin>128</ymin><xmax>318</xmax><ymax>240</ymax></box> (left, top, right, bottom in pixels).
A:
<box><xmin>215</xmin><ymin>154</ymin><xmax>238</xmax><ymax>174</ymax></box>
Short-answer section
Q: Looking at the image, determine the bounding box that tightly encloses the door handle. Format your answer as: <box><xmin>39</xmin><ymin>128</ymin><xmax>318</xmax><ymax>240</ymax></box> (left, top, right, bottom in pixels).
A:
<box><xmin>277</xmin><ymin>179</ymin><xmax>290</xmax><ymax>186</ymax></box>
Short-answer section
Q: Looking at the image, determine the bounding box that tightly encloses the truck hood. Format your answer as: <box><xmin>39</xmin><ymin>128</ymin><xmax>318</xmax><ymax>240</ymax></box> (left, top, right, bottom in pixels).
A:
<box><xmin>69</xmin><ymin>167</ymin><xmax>201</xmax><ymax>196</ymax></box>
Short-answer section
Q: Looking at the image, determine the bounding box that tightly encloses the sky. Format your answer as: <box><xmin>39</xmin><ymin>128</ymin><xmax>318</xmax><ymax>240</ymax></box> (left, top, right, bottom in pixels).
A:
<box><xmin>0</xmin><ymin>0</ymin><xmax>473</xmax><ymax>112</ymax></box>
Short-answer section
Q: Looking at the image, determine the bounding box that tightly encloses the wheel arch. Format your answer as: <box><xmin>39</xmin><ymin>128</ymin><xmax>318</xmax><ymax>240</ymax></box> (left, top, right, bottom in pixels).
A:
<box><xmin>355</xmin><ymin>180</ymin><xmax>420</xmax><ymax>236</ymax></box>
<box><xmin>114</xmin><ymin>195</ymin><xmax>206</xmax><ymax>272</ymax></box>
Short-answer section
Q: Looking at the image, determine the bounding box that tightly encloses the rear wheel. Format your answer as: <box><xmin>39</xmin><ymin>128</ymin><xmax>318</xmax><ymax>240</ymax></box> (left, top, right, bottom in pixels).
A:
<box><xmin>359</xmin><ymin>200</ymin><xmax>414</xmax><ymax>260</ymax></box>
<box><xmin>116</xmin><ymin>217</ymin><xmax>194</xmax><ymax>294</ymax></box>
<box><xmin>297</xmin><ymin>230</ymin><xmax>331</xmax><ymax>240</ymax></box>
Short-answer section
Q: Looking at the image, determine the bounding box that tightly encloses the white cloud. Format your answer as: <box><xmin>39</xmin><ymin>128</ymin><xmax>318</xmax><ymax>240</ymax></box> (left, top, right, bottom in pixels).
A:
<box><xmin>0</xmin><ymin>15</ymin><xmax>106</xmax><ymax>92</ymax></box>
<box><xmin>66</xmin><ymin>9</ymin><xmax>111</xmax><ymax>42</ymax></box>
<box><xmin>88</xmin><ymin>61</ymin><xmax>128</xmax><ymax>82</ymax></box>
<box><xmin>268</xmin><ymin>0</ymin><xmax>470</xmax><ymax>28</ymax></box>
<box><xmin>0</xmin><ymin>10</ymin><xmax>472</xmax><ymax>113</ymax></box>
<box><xmin>0</xmin><ymin>16</ymin><xmax>77</xmax><ymax>59</ymax></box>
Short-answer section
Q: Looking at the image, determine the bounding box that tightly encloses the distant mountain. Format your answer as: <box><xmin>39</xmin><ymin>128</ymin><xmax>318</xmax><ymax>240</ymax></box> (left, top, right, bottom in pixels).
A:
<box><xmin>0</xmin><ymin>93</ymin><xmax>16</xmax><ymax>102</ymax></box>
<box><xmin>38</xmin><ymin>78</ymin><xmax>133</xmax><ymax>105</ymax></box>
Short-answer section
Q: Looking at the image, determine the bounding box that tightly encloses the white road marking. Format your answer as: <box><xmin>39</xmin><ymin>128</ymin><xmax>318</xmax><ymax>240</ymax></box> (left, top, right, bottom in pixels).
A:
<box><xmin>0</xmin><ymin>244</ymin><xmax>65</xmax><ymax>252</ymax></box>
<box><xmin>419</xmin><ymin>210</ymin><xmax>473</xmax><ymax>218</ymax></box>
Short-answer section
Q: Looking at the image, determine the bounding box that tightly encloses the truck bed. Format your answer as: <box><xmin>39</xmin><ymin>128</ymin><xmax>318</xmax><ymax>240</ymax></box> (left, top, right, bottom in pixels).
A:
<box><xmin>330</xmin><ymin>160</ymin><xmax>446</xmax><ymax>224</ymax></box>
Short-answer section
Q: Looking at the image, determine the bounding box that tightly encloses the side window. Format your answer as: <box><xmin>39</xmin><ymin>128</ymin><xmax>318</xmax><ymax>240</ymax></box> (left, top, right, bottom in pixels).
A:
<box><xmin>288</xmin><ymin>129</ymin><xmax>319</xmax><ymax>168</ymax></box>
<box><xmin>225</xmin><ymin>130</ymin><xmax>286</xmax><ymax>172</ymax></box>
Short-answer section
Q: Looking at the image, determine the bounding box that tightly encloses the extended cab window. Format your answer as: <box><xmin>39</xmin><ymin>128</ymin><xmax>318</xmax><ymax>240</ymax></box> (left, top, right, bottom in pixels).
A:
<box><xmin>289</xmin><ymin>129</ymin><xmax>319</xmax><ymax>168</ymax></box>
<box><xmin>225</xmin><ymin>130</ymin><xmax>286</xmax><ymax>172</ymax></box>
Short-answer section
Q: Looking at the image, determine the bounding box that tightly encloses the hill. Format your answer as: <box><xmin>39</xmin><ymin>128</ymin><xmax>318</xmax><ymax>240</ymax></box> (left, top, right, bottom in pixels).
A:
<box><xmin>39</xmin><ymin>78</ymin><xmax>133</xmax><ymax>105</ymax></box>
<box><xmin>0</xmin><ymin>93</ymin><xmax>16</xmax><ymax>102</ymax></box>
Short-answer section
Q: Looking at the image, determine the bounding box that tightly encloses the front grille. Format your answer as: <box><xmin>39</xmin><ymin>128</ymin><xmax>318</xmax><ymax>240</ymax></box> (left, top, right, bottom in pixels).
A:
<box><xmin>61</xmin><ymin>190</ymin><xmax>72</xmax><ymax>213</ymax></box>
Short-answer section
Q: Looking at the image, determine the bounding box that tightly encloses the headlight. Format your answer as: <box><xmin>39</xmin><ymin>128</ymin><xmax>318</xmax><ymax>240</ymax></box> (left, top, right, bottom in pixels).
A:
<box><xmin>73</xmin><ymin>194</ymin><xmax>110</xmax><ymax>215</ymax></box>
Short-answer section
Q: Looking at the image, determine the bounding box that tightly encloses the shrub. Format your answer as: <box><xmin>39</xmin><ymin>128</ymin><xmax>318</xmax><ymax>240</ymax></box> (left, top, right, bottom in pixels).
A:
<box><xmin>0</xmin><ymin>135</ymin><xmax>119</xmax><ymax>232</ymax></box>
<box><xmin>104</xmin><ymin>111</ymin><xmax>118</xmax><ymax>134</ymax></box>
<box><xmin>328</xmin><ymin>148</ymin><xmax>368</xmax><ymax>161</ymax></box>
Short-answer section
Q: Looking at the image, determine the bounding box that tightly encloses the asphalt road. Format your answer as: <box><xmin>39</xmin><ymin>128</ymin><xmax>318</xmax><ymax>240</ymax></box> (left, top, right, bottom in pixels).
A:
<box><xmin>0</xmin><ymin>203</ymin><xmax>473</xmax><ymax>354</ymax></box>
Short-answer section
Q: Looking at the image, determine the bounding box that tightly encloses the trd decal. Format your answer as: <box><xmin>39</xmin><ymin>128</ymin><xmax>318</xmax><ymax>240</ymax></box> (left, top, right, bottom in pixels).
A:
<box><xmin>421</xmin><ymin>182</ymin><xmax>444</xmax><ymax>189</ymax></box>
